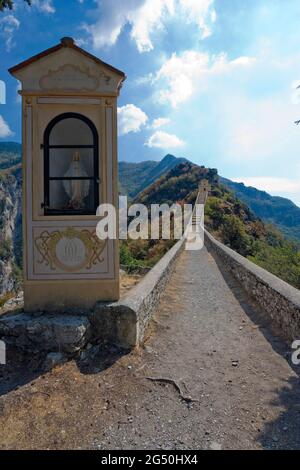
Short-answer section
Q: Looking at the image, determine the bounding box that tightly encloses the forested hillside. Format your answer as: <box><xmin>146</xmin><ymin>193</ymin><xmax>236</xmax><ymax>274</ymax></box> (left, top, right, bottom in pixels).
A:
<box><xmin>120</xmin><ymin>162</ymin><xmax>218</xmax><ymax>269</ymax></box>
<box><xmin>205</xmin><ymin>185</ymin><xmax>300</xmax><ymax>289</ymax></box>
<box><xmin>0</xmin><ymin>142</ymin><xmax>21</xmax><ymax>170</ymax></box>
<box><xmin>221</xmin><ymin>177</ymin><xmax>300</xmax><ymax>241</ymax></box>
<box><xmin>119</xmin><ymin>154</ymin><xmax>187</xmax><ymax>198</ymax></box>
<box><xmin>0</xmin><ymin>144</ymin><xmax>22</xmax><ymax>302</ymax></box>
<box><xmin>126</xmin><ymin>162</ymin><xmax>300</xmax><ymax>289</ymax></box>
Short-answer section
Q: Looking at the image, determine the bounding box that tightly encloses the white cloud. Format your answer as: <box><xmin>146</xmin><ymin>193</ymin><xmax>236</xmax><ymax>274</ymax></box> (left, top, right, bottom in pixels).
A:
<box><xmin>145</xmin><ymin>130</ymin><xmax>185</xmax><ymax>148</ymax></box>
<box><xmin>129</xmin><ymin>0</ymin><xmax>175</xmax><ymax>53</ymax></box>
<box><xmin>232</xmin><ymin>177</ymin><xmax>300</xmax><ymax>194</ymax></box>
<box><xmin>0</xmin><ymin>116</ymin><xmax>13</xmax><ymax>138</ymax></box>
<box><xmin>179</xmin><ymin>0</ymin><xmax>216</xmax><ymax>39</ymax></box>
<box><xmin>0</xmin><ymin>15</ymin><xmax>20</xmax><ymax>51</ymax></box>
<box><xmin>83</xmin><ymin>0</ymin><xmax>169</xmax><ymax>52</ymax></box>
<box><xmin>31</xmin><ymin>0</ymin><xmax>55</xmax><ymax>14</ymax></box>
<box><xmin>155</xmin><ymin>50</ymin><xmax>209</xmax><ymax>107</ymax></box>
<box><xmin>118</xmin><ymin>104</ymin><xmax>148</xmax><ymax>135</ymax></box>
<box><xmin>85</xmin><ymin>0</ymin><xmax>215</xmax><ymax>52</ymax></box>
<box><xmin>229</xmin><ymin>56</ymin><xmax>256</xmax><ymax>67</ymax></box>
<box><xmin>210</xmin><ymin>8</ymin><xmax>217</xmax><ymax>23</ymax></box>
<box><xmin>152</xmin><ymin>50</ymin><xmax>256</xmax><ymax>107</ymax></box>
<box><xmin>151</xmin><ymin>117</ymin><xmax>170</xmax><ymax>129</ymax></box>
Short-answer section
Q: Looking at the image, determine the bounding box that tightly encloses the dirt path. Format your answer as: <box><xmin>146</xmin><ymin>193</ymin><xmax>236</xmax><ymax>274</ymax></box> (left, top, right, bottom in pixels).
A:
<box><xmin>0</xmin><ymin>247</ymin><xmax>300</xmax><ymax>450</ymax></box>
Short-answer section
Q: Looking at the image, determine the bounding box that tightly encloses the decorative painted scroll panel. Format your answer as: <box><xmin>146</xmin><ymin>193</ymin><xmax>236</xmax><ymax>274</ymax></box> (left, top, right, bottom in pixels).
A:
<box><xmin>31</xmin><ymin>226</ymin><xmax>111</xmax><ymax>278</ymax></box>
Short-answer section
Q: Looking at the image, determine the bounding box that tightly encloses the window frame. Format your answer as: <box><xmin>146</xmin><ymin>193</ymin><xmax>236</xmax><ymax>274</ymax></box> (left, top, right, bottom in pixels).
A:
<box><xmin>43</xmin><ymin>112</ymin><xmax>99</xmax><ymax>216</ymax></box>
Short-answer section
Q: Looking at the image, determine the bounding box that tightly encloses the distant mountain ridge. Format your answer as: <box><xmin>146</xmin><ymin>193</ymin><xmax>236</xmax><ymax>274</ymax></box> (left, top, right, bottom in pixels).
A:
<box><xmin>220</xmin><ymin>177</ymin><xmax>300</xmax><ymax>241</ymax></box>
<box><xmin>137</xmin><ymin>162</ymin><xmax>300</xmax><ymax>289</ymax></box>
<box><xmin>119</xmin><ymin>154</ymin><xmax>188</xmax><ymax>198</ymax></box>
<box><xmin>1</xmin><ymin>142</ymin><xmax>300</xmax><ymax>242</ymax></box>
<box><xmin>0</xmin><ymin>142</ymin><xmax>21</xmax><ymax>170</ymax></box>
<box><xmin>118</xmin><ymin>152</ymin><xmax>300</xmax><ymax>241</ymax></box>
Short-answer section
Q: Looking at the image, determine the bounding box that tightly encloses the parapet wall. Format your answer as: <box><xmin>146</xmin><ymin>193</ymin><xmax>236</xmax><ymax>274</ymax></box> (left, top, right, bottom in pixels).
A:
<box><xmin>91</xmin><ymin>236</ymin><xmax>186</xmax><ymax>349</ymax></box>
<box><xmin>91</xmin><ymin>188</ymin><xmax>205</xmax><ymax>349</ymax></box>
<box><xmin>205</xmin><ymin>230</ymin><xmax>300</xmax><ymax>342</ymax></box>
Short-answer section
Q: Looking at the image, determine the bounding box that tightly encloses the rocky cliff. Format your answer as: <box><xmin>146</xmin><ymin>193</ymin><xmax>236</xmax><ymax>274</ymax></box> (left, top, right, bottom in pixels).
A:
<box><xmin>0</xmin><ymin>164</ymin><xmax>22</xmax><ymax>298</ymax></box>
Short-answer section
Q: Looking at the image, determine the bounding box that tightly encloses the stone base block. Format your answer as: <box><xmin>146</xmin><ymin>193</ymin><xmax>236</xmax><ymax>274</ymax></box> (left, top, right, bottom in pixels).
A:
<box><xmin>0</xmin><ymin>312</ymin><xmax>91</xmax><ymax>354</ymax></box>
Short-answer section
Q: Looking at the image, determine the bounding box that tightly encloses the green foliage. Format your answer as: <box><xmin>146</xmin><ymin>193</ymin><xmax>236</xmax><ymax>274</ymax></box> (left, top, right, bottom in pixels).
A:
<box><xmin>137</xmin><ymin>162</ymin><xmax>218</xmax><ymax>207</ymax></box>
<box><xmin>120</xmin><ymin>161</ymin><xmax>218</xmax><ymax>269</ymax></box>
<box><xmin>0</xmin><ymin>291</ymin><xmax>13</xmax><ymax>308</ymax></box>
<box><xmin>10</xmin><ymin>263</ymin><xmax>22</xmax><ymax>292</ymax></box>
<box><xmin>0</xmin><ymin>238</ymin><xmax>12</xmax><ymax>261</ymax></box>
<box><xmin>120</xmin><ymin>238</ymin><xmax>175</xmax><ymax>268</ymax></box>
<box><xmin>220</xmin><ymin>215</ymin><xmax>251</xmax><ymax>256</ymax></box>
<box><xmin>119</xmin><ymin>242</ymin><xmax>142</xmax><ymax>267</ymax></box>
<box><xmin>221</xmin><ymin>177</ymin><xmax>300</xmax><ymax>241</ymax></box>
<box><xmin>0</xmin><ymin>152</ymin><xmax>21</xmax><ymax>170</ymax></box>
<box><xmin>0</xmin><ymin>143</ymin><xmax>22</xmax><ymax>172</ymax></box>
<box><xmin>205</xmin><ymin>191</ymin><xmax>300</xmax><ymax>289</ymax></box>
<box><xmin>119</xmin><ymin>154</ymin><xmax>188</xmax><ymax>198</ymax></box>
<box><xmin>205</xmin><ymin>197</ymin><xmax>225</xmax><ymax>230</ymax></box>
<box><xmin>0</xmin><ymin>0</ymin><xmax>31</xmax><ymax>11</ymax></box>
<box><xmin>249</xmin><ymin>240</ymin><xmax>300</xmax><ymax>289</ymax></box>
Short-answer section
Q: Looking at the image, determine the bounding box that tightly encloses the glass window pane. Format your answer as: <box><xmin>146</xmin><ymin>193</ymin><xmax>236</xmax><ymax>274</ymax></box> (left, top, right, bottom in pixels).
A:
<box><xmin>49</xmin><ymin>118</ymin><xmax>93</xmax><ymax>146</ymax></box>
<box><xmin>49</xmin><ymin>148</ymin><xmax>95</xmax><ymax>178</ymax></box>
<box><xmin>49</xmin><ymin>179</ymin><xmax>95</xmax><ymax>213</ymax></box>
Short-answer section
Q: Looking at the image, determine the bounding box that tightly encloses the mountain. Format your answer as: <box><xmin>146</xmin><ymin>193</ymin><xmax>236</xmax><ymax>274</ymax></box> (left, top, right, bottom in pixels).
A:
<box><xmin>2</xmin><ymin>143</ymin><xmax>299</xmax><ymax>239</ymax></box>
<box><xmin>220</xmin><ymin>177</ymin><xmax>300</xmax><ymax>241</ymax></box>
<box><xmin>0</xmin><ymin>145</ymin><xmax>186</xmax><ymax>199</ymax></box>
<box><xmin>119</xmin><ymin>154</ymin><xmax>188</xmax><ymax>198</ymax></box>
<box><xmin>0</xmin><ymin>142</ymin><xmax>22</xmax><ymax>170</ymax></box>
<box><xmin>121</xmin><ymin>162</ymin><xmax>219</xmax><ymax>269</ymax></box>
<box><xmin>119</xmin><ymin>154</ymin><xmax>300</xmax><ymax>242</ymax></box>
<box><xmin>0</xmin><ymin>161</ymin><xmax>22</xmax><ymax>301</ymax></box>
<box><xmin>0</xmin><ymin>142</ymin><xmax>299</xmax><ymax>295</ymax></box>
<box><xmin>137</xmin><ymin>161</ymin><xmax>218</xmax><ymax>205</ymax></box>
<box><xmin>136</xmin><ymin>163</ymin><xmax>300</xmax><ymax>289</ymax></box>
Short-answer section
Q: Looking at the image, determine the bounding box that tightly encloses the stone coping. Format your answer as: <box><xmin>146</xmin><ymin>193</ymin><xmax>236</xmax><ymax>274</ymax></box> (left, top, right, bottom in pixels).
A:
<box><xmin>91</xmin><ymin>237</ymin><xmax>186</xmax><ymax>349</ymax></box>
<box><xmin>205</xmin><ymin>229</ymin><xmax>300</xmax><ymax>341</ymax></box>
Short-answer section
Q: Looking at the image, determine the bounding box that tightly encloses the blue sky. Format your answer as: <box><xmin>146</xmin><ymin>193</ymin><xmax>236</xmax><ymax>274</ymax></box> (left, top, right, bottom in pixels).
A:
<box><xmin>1</xmin><ymin>0</ymin><xmax>300</xmax><ymax>205</ymax></box>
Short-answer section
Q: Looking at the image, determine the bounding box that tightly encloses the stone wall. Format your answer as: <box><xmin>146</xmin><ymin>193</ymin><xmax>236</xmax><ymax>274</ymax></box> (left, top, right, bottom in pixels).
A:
<box><xmin>205</xmin><ymin>230</ymin><xmax>300</xmax><ymax>342</ymax></box>
<box><xmin>91</xmin><ymin>237</ymin><xmax>186</xmax><ymax>349</ymax></box>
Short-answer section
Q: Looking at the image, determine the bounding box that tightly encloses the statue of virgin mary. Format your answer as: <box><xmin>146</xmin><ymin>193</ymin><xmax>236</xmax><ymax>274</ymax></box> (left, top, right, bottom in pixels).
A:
<box><xmin>63</xmin><ymin>151</ymin><xmax>90</xmax><ymax>210</ymax></box>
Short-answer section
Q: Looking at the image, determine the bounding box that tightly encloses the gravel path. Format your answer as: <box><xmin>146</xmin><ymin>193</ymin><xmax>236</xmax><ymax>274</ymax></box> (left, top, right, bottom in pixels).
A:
<box><xmin>0</xmin><ymin>246</ymin><xmax>299</xmax><ymax>450</ymax></box>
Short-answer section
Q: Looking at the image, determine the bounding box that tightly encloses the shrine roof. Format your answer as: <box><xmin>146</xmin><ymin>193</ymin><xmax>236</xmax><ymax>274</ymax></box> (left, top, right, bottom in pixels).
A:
<box><xmin>9</xmin><ymin>37</ymin><xmax>126</xmax><ymax>80</ymax></box>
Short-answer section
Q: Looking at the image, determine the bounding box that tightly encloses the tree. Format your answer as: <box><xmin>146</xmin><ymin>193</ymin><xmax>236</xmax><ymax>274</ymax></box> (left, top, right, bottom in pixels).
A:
<box><xmin>221</xmin><ymin>214</ymin><xmax>251</xmax><ymax>256</ymax></box>
<box><xmin>0</xmin><ymin>0</ymin><xmax>31</xmax><ymax>11</ymax></box>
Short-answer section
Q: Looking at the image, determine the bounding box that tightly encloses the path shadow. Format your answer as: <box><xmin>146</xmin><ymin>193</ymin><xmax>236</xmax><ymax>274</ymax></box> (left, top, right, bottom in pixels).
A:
<box><xmin>258</xmin><ymin>375</ymin><xmax>300</xmax><ymax>450</ymax></box>
<box><xmin>0</xmin><ymin>341</ymin><xmax>128</xmax><ymax>397</ymax></box>
<box><xmin>75</xmin><ymin>342</ymin><xmax>129</xmax><ymax>375</ymax></box>
<box><xmin>207</xmin><ymin>245</ymin><xmax>300</xmax><ymax>450</ymax></box>
<box><xmin>0</xmin><ymin>344</ymin><xmax>44</xmax><ymax>397</ymax></box>
<box><xmin>206</xmin><ymin>246</ymin><xmax>298</xmax><ymax>368</ymax></box>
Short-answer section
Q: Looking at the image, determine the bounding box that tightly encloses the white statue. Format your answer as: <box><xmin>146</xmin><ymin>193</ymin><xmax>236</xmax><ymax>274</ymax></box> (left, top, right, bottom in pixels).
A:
<box><xmin>63</xmin><ymin>151</ymin><xmax>90</xmax><ymax>209</ymax></box>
